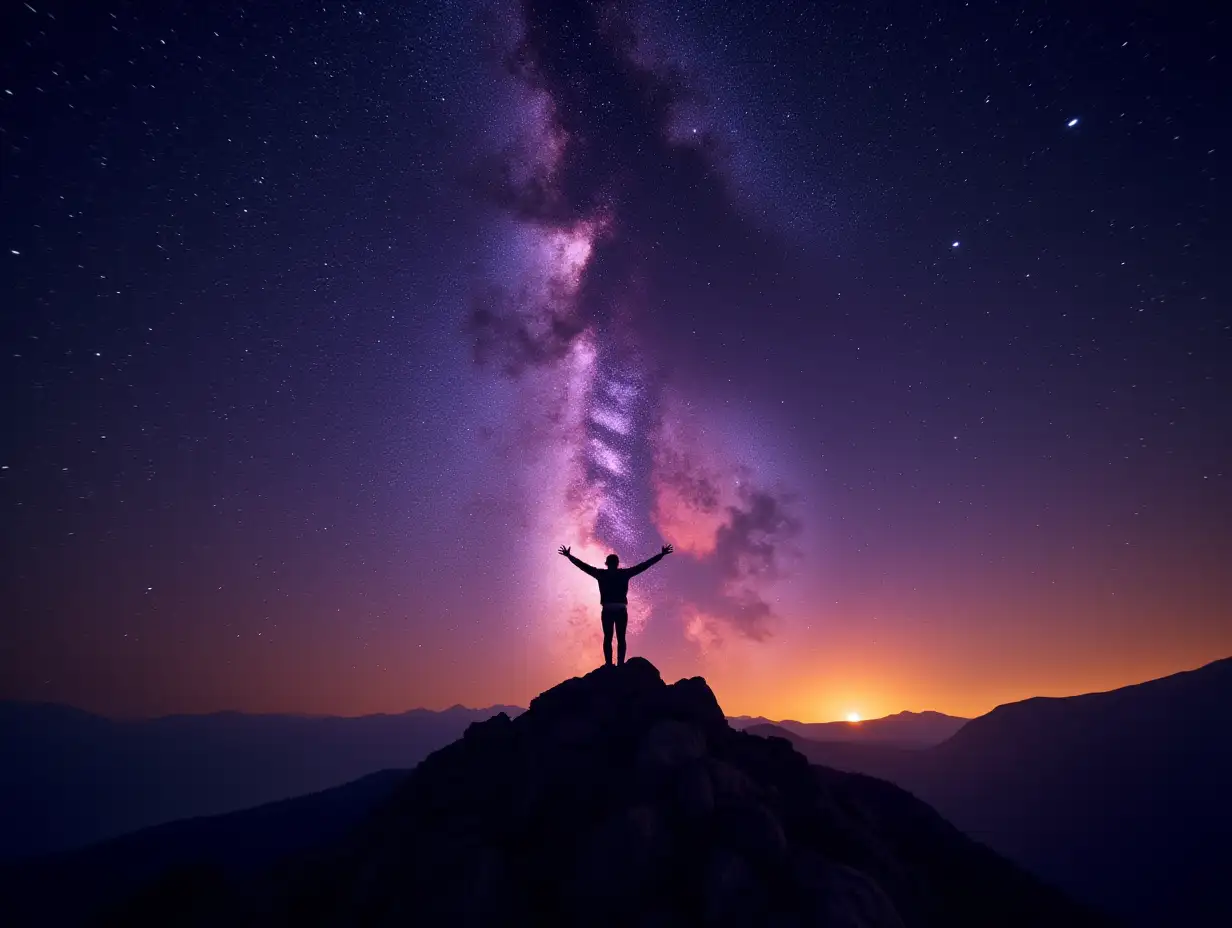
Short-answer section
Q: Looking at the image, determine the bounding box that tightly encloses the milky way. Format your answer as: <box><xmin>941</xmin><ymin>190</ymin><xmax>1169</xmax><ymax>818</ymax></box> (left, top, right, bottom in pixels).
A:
<box><xmin>464</xmin><ymin>0</ymin><xmax>804</xmax><ymax>665</ymax></box>
<box><xmin>585</xmin><ymin>345</ymin><xmax>655</xmax><ymax>549</ymax></box>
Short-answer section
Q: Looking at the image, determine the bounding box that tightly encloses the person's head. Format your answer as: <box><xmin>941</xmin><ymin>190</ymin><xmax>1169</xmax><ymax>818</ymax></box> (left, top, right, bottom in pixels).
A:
<box><xmin>605</xmin><ymin>554</ymin><xmax>620</xmax><ymax>569</ymax></box>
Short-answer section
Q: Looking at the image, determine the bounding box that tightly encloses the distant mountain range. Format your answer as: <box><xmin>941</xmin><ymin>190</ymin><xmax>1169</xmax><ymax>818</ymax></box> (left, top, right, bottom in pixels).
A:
<box><xmin>0</xmin><ymin>768</ymin><xmax>411</xmax><ymax>927</ymax></box>
<box><xmin>0</xmin><ymin>698</ymin><xmax>958</xmax><ymax>861</ymax></box>
<box><xmin>729</xmin><ymin>709</ymin><xmax>968</xmax><ymax>747</ymax></box>
<box><xmin>0</xmin><ymin>701</ymin><xmax>520</xmax><ymax>859</ymax></box>
<box><xmin>749</xmin><ymin>657</ymin><xmax>1232</xmax><ymax>926</ymax></box>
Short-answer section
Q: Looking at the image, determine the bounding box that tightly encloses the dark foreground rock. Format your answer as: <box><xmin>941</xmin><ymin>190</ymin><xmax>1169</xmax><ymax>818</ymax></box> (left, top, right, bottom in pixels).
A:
<box><xmin>111</xmin><ymin>659</ymin><xmax>1113</xmax><ymax>927</ymax></box>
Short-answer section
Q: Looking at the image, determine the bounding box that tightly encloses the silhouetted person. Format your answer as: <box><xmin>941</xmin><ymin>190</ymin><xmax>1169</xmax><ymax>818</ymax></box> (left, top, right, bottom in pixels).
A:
<box><xmin>559</xmin><ymin>543</ymin><xmax>673</xmax><ymax>666</ymax></box>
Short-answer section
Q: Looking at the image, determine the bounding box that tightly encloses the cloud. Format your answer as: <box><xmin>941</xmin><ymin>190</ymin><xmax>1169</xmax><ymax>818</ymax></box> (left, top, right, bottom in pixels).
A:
<box><xmin>655</xmin><ymin>467</ymin><xmax>801</xmax><ymax>643</ymax></box>
<box><xmin>466</xmin><ymin>283</ymin><xmax>589</xmax><ymax>376</ymax></box>
<box><xmin>689</xmin><ymin>488</ymin><xmax>802</xmax><ymax>642</ymax></box>
<box><xmin>649</xmin><ymin>395</ymin><xmax>803</xmax><ymax>643</ymax></box>
<box><xmin>651</xmin><ymin>443</ymin><xmax>724</xmax><ymax>556</ymax></box>
<box><xmin>711</xmin><ymin>489</ymin><xmax>801</xmax><ymax>589</ymax></box>
<box><xmin>682</xmin><ymin>607</ymin><xmax>721</xmax><ymax>654</ymax></box>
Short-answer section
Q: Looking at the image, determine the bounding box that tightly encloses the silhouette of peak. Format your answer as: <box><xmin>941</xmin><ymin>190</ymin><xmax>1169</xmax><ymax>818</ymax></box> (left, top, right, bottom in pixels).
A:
<box><xmin>519</xmin><ymin>657</ymin><xmax>727</xmax><ymax>741</ymax></box>
<box><xmin>882</xmin><ymin>710</ymin><xmax>958</xmax><ymax>720</ymax></box>
<box><xmin>144</xmin><ymin>657</ymin><xmax>1108</xmax><ymax>927</ymax></box>
<box><xmin>731</xmin><ymin>707</ymin><xmax>968</xmax><ymax>748</ymax></box>
<box><xmin>943</xmin><ymin>654</ymin><xmax>1232</xmax><ymax>755</ymax></box>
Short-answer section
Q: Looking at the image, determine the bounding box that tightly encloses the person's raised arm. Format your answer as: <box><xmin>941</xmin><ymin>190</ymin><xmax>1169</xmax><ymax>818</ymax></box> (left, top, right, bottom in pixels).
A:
<box><xmin>558</xmin><ymin>545</ymin><xmax>600</xmax><ymax>577</ymax></box>
<box><xmin>626</xmin><ymin>543</ymin><xmax>673</xmax><ymax>577</ymax></box>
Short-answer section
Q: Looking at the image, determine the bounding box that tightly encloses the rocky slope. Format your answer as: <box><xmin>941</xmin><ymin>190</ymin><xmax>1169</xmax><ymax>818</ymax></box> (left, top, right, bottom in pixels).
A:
<box><xmin>115</xmin><ymin>659</ymin><xmax>1110</xmax><ymax>927</ymax></box>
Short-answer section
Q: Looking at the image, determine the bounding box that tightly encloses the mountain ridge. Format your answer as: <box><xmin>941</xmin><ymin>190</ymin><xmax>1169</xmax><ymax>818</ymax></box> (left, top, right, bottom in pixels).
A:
<box><xmin>0</xmin><ymin>700</ymin><xmax>526</xmax><ymax>723</ymax></box>
<box><xmin>751</xmin><ymin>656</ymin><xmax>1232</xmax><ymax>926</ymax></box>
<box><xmin>0</xmin><ymin>768</ymin><xmax>411</xmax><ymax>927</ymax></box>
<box><xmin>729</xmin><ymin>709</ymin><xmax>969</xmax><ymax>748</ymax></box>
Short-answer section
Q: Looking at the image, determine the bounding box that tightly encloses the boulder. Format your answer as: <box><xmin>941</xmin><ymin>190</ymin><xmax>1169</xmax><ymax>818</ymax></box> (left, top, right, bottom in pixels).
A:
<box><xmin>572</xmin><ymin>804</ymin><xmax>669</xmax><ymax>914</ymax></box>
<box><xmin>717</xmin><ymin>799</ymin><xmax>788</xmax><ymax>865</ymax></box>
<box><xmin>673</xmin><ymin>760</ymin><xmax>716</xmax><ymax>822</ymax></box>
<box><xmin>703</xmin><ymin>846</ymin><xmax>765</xmax><ymax>926</ymax></box>
<box><xmin>637</xmin><ymin>719</ymin><xmax>707</xmax><ymax>775</ymax></box>
<box><xmin>662</xmin><ymin>676</ymin><xmax>728</xmax><ymax>736</ymax></box>
<box><xmin>708</xmin><ymin>757</ymin><xmax>759</xmax><ymax>804</ymax></box>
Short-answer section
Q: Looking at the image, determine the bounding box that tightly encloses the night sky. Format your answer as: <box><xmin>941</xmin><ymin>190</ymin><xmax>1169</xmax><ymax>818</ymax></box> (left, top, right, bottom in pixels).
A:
<box><xmin>3</xmin><ymin>0</ymin><xmax>1229</xmax><ymax>722</ymax></box>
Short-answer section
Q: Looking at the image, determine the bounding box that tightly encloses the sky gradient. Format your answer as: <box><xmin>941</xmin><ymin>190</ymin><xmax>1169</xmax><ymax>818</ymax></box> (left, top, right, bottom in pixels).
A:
<box><xmin>2</xmin><ymin>0</ymin><xmax>1229</xmax><ymax>723</ymax></box>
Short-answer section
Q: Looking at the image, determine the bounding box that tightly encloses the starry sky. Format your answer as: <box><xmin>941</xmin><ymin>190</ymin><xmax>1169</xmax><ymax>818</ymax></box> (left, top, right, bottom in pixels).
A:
<box><xmin>2</xmin><ymin>0</ymin><xmax>1229</xmax><ymax>722</ymax></box>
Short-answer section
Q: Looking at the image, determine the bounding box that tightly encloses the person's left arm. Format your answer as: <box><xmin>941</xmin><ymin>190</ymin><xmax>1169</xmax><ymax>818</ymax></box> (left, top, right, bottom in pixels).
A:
<box><xmin>626</xmin><ymin>544</ymin><xmax>673</xmax><ymax>577</ymax></box>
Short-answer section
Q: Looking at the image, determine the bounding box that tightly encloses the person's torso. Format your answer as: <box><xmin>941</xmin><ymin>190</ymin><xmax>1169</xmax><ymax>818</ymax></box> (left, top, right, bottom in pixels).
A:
<box><xmin>596</xmin><ymin>569</ymin><xmax>630</xmax><ymax>603</ymax></box>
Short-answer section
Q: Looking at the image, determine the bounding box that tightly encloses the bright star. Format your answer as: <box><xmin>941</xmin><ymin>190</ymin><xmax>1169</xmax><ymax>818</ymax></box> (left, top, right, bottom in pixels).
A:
<box><xmin>951</xmin><ymin>241</ymin><xmax>960</xmax><ymax>248</ymax></box>
<box><xmin>1067</xmin><ymin>117</ymin><xmax>1079</xmax><ymax>128</ymax></box>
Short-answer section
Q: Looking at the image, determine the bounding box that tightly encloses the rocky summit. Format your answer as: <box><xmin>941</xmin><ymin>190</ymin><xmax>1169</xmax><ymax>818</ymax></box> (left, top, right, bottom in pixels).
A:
<box><xmin>121</xmin><ymin>659</ymin><xmax>1112</xmax><ymax>927</ymax></box>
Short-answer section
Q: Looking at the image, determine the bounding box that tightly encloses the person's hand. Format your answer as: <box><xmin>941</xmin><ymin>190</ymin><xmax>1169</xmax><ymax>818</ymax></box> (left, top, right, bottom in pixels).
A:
<box><xmin>558</xmin><ymin>545</ymin><xmax>571</xmax><ymax>557</ymax></box>
<box><xmin>661</xmin><ymin>543</ymin><xmax>674</xmax><ymax>556</ymax></box>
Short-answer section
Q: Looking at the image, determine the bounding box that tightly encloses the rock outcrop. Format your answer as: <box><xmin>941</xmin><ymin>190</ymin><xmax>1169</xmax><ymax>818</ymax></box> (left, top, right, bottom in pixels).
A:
<box><xmin>116</xmin><ymin>659</ymin><xmax>1112</xmax><ymax>927</ymax></box>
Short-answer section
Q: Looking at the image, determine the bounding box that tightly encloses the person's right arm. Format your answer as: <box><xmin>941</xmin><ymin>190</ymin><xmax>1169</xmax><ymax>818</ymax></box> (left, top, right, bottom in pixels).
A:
<box><xmin>559</xmin><ymin>545</ymin><xmax>600</xmax><ymax>577</ymax></box>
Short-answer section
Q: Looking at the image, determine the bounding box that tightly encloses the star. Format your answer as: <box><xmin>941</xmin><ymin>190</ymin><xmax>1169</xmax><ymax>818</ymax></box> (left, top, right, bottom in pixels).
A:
<box><xmin>1067</xmin><ymin>117</ymin><xmax>1080</xmax><ymax>128</ymax></box>
<box><xmin>951</xmin><ymin>241</ymin><xmax>960</xmax><ymax>248</ymax></box>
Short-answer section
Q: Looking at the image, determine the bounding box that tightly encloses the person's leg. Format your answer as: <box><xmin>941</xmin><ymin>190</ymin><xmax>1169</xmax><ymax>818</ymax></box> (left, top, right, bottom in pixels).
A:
<box><xmin>601</xmin><ymin>609</ymin><xmax>614</xmax><ymax>666</ymax></box>
<box><xmin>615</xmin><ymin>611</ymin><xmax>628</xmax><ymax>665</ymax></box>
